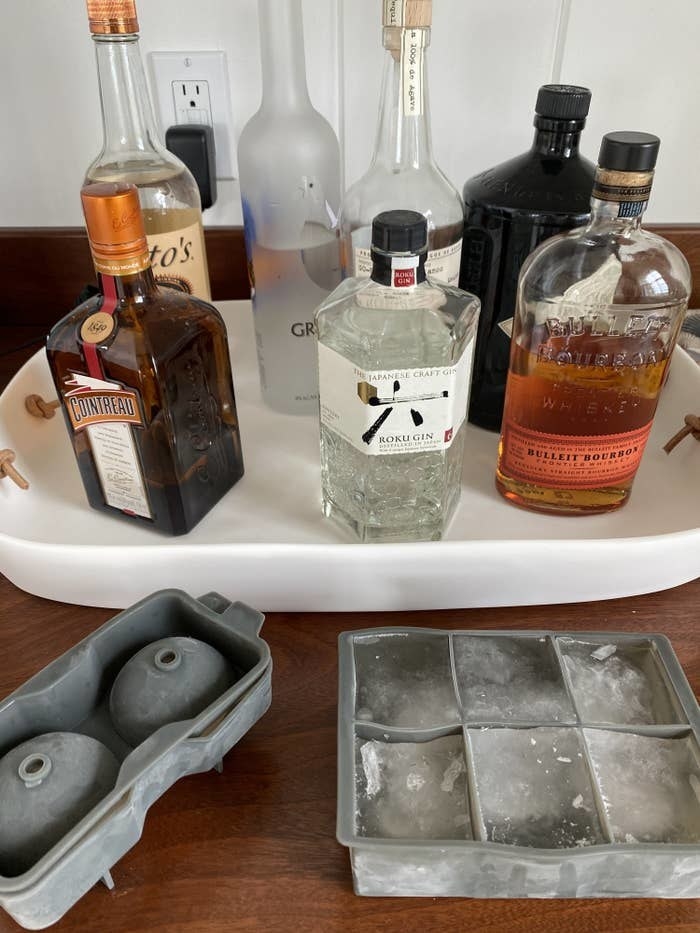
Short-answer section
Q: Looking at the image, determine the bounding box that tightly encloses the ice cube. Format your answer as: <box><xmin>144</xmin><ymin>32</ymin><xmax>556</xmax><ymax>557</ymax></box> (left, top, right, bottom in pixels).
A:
<box><xmin>469</xmin><ymin>727</ymin><xmax>605</xmax><ymax>849</ymax></box>
<box><xmin>453</xmin><ymin>636</ymin><xmax>575</xmax><ymax>722</ymax></box>
<box><xmin>584</xmin><ymin>730</ymin><xmax>700</xmax><ymax>843</ymax></box>
<box><xmin>355</xmin><ymin>735</ymin><xmax>471</xmax><ymax>839</ymax></box>
<box><xmin>354</xmin><ymin>634</ymin><xmax>459</xmax><ymax>728</ymax></box>
<box><xmin>559</xmin><ymin>640</ymin><xmax>677</xmax><ymax>725</ymax></box>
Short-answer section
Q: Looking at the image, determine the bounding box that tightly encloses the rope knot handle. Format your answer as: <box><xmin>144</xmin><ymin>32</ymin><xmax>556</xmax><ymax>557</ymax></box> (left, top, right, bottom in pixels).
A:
<box><xmin>0</xmin><ymin>450</ymin><xmax>29</xmax><ymax>490</ymax></box>
<box><xmin>664</xmin><ymin>414</ymin><xmax>700</xmax><ymax>454</ymax></box>
<box><xmin>25</xmin><ymin>394</ymin><xmax>61</xmax><ymax>419</ymax></box>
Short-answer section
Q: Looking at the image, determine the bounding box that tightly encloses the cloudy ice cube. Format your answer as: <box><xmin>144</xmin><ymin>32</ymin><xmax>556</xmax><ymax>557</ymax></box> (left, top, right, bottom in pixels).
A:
<box><xmin>559</xmin><ymin>640</ymin><xmax>679</xmax><ymax>725</ymax></box>
<box><xmin>453</xmin><ymin>636</ymin><xmax>575</xmax><ymax>722</ymax></box>
<box><xmin>355</xmin><ymin>735</ymin><xmax>471</xmax><ymax>839</ymax></box>
<box><xmin>469</xmin><ymin>727</ymin><xmax>605</xmax><ymax>849</ymax></box>
<box><xmin>585</xmin><ymin>730</ymin><xmax>700</xmax><ymax>843</ymax></box>
<box><xmin>354</xmin><ymin>634</ymin><xmax>459</xmax><ymax>728</ymax></box>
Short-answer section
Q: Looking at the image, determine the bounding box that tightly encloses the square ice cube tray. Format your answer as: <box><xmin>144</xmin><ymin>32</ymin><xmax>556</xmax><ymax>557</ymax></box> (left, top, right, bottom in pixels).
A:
<box><xmin>337</xmin><ymin>628</ymin><xmax>700</xmax><ymax>898</ymax></box>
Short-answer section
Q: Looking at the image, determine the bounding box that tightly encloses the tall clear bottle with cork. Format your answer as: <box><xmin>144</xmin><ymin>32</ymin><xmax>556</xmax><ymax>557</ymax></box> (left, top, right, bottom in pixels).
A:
<box><xmin>496</xmin><ymin>132</ymin><xmax>691</xmax><ymax>515</ymax></box>
<box><xmin>338</xmin><ymin>0</ymin><xmax>463</xmax><ymax>286</ymax></box>
<box><xmin>84</xmin><ymin>0</ymin><xmax>211</xmax><ymax>300</ymax></box>
<box><xmin>237</xmin><ymin>0</ymin><xmax>342</xmax><ymax>415</ymax></box>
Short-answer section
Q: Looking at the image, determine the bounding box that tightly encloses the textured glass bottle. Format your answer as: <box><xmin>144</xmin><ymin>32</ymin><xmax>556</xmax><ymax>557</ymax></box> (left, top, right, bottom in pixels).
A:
<box><xmin>317</xmin><ymin>211</ymin><xmax>479</xmax><ymax>542</ymax></box>
<box><xmin>460</xmin><ymin>85</ymin><xmax>595</xmax><ymax>431</ymax></box>
<box><xmin>84</xmin><ymin>0</ymin><xmax>211</xmax><ymax>300</ymax></box>
<box><xmin>238</xmin><ymin>0</ymin><xmax>342</xmax><ymax>414</ymax></box>
<box><xmin>338</xmin><ymin>0</ymin><xmax>463</xmax><ymax>286</ymax></box>
<box><xmin>497</xmin><ymin>133</ymin><xmax>692</xmax><ymax>515</ymax></box>
<box><xmin>47</xmin><ymin>183</ymin><xmax>244</xmax><ymax>536</ymax></box>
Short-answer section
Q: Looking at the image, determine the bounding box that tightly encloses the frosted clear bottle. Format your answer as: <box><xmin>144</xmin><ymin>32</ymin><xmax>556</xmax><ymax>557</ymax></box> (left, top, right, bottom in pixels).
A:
<box><xmin>238</xmin><ymin>0</ymin><xmax>342</xmax><ymax>415</ymax></box>
<box><xmin>338</xmin><ymin>0</ymin><xmax>463</xmax><ymax>286</ymax></box>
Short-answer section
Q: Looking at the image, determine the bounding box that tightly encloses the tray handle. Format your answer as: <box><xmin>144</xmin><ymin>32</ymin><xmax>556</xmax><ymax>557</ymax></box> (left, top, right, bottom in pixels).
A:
<box><xmin>197</xmin><ymin>592</ymin><xmax>265</xmax><ymax>638</ymax></box>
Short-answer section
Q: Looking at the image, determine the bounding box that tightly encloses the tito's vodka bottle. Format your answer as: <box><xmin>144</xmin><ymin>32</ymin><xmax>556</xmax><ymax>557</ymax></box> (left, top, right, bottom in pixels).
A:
<box><xmin>497</xmin><ymin>132</ymin><xmax>691</xmax><ymax>515</ymax></box>
<box><xmin>84</xmin><ymin>0</ymin><xmax>211</xmax><ymax>300</ymax></box>
<box><xmin>238</xmin><ymin>0</ymin><xmax>342</xmax><ymax>414</ymax></box>
<box><xmin>460</xmin><ymin>84</ymin><xmax>595</xmax><ymax>432</ymax></box>
<box><xmin>338</xmin><ymin>0</ymin><xmax>463</xmax><ymax>286</ymax></box>
<box><xmin>47</xmin><ymin>183</ymin><xmax>243</xmax><ymax>535</ymax></box>
<box><xmin>316</xmin><ymin>210</ymin><xmax>479</xmax><ymax>542</ymax></box>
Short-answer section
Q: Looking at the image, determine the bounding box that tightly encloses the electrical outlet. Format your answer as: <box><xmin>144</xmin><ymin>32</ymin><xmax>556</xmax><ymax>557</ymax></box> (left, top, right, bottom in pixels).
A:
<box><xmin>150</xmin><ymin>51</ymin><xmax>236</xmax><ymax>179</ymax></box>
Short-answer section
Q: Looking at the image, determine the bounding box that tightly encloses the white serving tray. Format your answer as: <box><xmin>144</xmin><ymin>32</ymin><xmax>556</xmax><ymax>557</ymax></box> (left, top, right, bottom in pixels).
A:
<box><xmin>1</xmin><ymin>301</ymin><xmax>699</xmax><ymax>611</ymax></box>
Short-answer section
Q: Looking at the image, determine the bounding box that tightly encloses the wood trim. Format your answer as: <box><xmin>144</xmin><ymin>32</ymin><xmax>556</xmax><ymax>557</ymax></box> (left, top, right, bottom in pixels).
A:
<box><xmin>0</xmin><ymin>226</ymin><xmax>250</xmax><ymax>328</ymax></box>
<box><xmin>0</xmin><ymin>224</ymin><xmax>698</xmax><ymax>329</ymax></box>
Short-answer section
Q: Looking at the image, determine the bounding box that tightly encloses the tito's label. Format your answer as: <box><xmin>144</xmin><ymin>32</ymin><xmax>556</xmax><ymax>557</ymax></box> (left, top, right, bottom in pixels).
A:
<box><xmin>146</xmin><ymin>220</ymin><xmax>211</xmax><ymax>300</ymax></box>
<box><xmin>318</xmin><ymin>342</ymin><xmax>474</xmax><ymax>455</ymax></box>
<box><xmin>63</xmin><ymin>372</ymin><xmax>151</xmax><ymax>518</ymax></box>
<box><xmin>500</xmin><ymin>421</ymin><xmax>653</xmax><ymax>489</ymax></box>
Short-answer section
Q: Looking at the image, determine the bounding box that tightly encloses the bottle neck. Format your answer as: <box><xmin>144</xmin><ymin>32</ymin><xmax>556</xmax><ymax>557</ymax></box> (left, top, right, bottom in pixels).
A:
<box><xmin>531</xmin><ymin>117</ymin><xmax>585</xmax><ymax>158</ymax></box>
<box><xmin>370</xmin><ymin>249</ymin><xmax>427</xmax><ymax>287</ymax></box>
<box><xmin>94</xmin><ymin>34</ymin><xmax>163</xmax><ymax>157</ymax></box>
<box><xmin>258</xmin><ymin>0</ymin><xmax>312</xmax><ymax>111</ymax></box>
<box><xmin>372</xmin><ymin>28</ymin><xmax>434</xmax><ymax>171</ymax></box>
<box><xmin>587</xmin><ymin>167</ymin><xmax>653</xmax><ymax>233</ymax></box>
<box><xmin>97</xmin><ymin>266</ymin><xmax>158</xmax><ymax>301</ymax></box>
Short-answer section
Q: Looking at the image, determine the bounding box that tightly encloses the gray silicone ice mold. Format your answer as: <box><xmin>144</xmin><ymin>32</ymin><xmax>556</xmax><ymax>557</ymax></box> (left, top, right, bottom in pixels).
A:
<box><xmin>337</xmin><ymin>628</ymin><xmax>700</xmax><ymax>898</ymax></box>
<box><xmin>0</xmin><ymin>589</ymin><xmax>272</xmax><ymax>929</ymax></box>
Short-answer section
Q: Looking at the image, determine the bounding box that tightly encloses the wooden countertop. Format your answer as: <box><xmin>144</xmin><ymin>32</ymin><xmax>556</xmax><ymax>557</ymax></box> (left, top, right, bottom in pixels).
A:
<box><xmin>1</xmin><ymin>328</ymin><xmax>699</xmax><ymax>931</ymax></box>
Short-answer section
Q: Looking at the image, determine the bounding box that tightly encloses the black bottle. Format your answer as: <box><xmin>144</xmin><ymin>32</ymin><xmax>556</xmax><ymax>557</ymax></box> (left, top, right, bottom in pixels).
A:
<box><xmin>459</xmin><ymin>84</ymin><xmax>595</xmax><ymax>431</ymax></box>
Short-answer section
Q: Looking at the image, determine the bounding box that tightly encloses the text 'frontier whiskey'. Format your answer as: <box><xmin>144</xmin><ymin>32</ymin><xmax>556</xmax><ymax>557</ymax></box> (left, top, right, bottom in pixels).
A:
<box><xmin>316</xmin><ymin>210</ymin><xmax>479</xmax><ymax>542</ymax></box>
<box><xmin>496</xmin><ymin>132</ymin><xmax>691</xmax><ymax>515</ymax></box>
<box><xmin>47</xmin><ymin>183</ymin><xmax>244</xmax><ymax>535</ymax></box>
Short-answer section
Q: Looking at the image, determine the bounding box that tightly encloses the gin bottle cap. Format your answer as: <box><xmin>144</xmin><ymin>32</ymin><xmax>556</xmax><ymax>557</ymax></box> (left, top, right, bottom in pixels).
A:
<box><xmin>598</xmin><ymin>132</ymin><xmax>660</xmax><ymax>172</ymax></box>
<box><xmin>535</xmin><ymin>84</ymin><xmax>591</xmax><ymax>121</ymax></box>
<box><xmin>86</xmin><ymin>0</ymin><xmax>139</xmax><ymax>35</ymax></box>
<box><xmin>81</xmin><ymin>183</ymin><xmax>150</xmax><ymax>275</ymax></box>
<box><xmin>372</xmin><ymin>210</ymin><xmax>427</xmax><ymax>254</ymax></box>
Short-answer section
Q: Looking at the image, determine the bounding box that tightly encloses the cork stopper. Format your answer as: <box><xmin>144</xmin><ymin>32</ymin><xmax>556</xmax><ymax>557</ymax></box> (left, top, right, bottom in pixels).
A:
<box><xmin>86</xmin><ymin>0</ymin><xmax>139</xmax><ymax>35</ymax></box>
<box><xmin>383</xmin><ymin>0</ymin><xmax>432</xmax><ymax>28</ymax></box>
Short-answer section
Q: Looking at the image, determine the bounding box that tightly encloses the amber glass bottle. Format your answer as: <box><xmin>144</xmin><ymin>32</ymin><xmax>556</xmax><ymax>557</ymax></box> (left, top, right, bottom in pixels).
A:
<box><xmin>47</xmin><ymin>183</ymin><xmax>244</xmax><ymax>535</ymax></box>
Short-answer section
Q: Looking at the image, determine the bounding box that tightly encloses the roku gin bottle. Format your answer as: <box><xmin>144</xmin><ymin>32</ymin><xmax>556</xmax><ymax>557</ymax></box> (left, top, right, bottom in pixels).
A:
<box><xmin>316</xmin><ymin>210</ymin><xmax>479</xmax><ymax>542</ymax></box>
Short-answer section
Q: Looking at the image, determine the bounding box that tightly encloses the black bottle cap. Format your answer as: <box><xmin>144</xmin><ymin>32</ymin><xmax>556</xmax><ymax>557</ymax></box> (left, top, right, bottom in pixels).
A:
<box><xmin>535</xmin><ymin>84</ymin><xmax>592</xmax><ymax>120</ymax></box>
<box><xmin>597</xmin><ymin>131</ymin><xmax>660</xmax><ymax>172</ymax></box>
<box><xmin>371</xmin><ymin>210</ymin><xmax>427</xmax><ymax>254</ymax></box>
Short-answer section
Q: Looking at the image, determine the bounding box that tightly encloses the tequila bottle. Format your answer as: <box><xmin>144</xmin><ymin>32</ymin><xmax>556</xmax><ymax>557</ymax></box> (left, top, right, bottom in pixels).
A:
<box><xmin>338</xmin><ymin>0</ymin><xmax>463</xmax><ymax>286</ymax></box>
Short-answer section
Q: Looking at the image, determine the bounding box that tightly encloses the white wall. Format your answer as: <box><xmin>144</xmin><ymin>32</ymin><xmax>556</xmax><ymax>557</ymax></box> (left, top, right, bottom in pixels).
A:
<box><xmin>1</xmin><ymin>0</ymin><xmax>698</xmax><ymax>227</ymax></box>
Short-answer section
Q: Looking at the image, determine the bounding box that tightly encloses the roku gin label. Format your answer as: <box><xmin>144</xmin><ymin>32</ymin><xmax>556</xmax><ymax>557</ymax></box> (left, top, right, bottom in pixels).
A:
<box><xmin>318</xmin><ymin>343</ymin><xmax>473</xmax><ymax>455</ymax></box>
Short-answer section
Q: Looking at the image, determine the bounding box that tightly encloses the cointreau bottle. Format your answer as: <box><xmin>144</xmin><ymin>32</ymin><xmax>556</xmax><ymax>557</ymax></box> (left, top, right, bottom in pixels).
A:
<box><xmin>47</xmin><ymin>183</ymin><xmax>244</xmax><ymax>535</ymax></box>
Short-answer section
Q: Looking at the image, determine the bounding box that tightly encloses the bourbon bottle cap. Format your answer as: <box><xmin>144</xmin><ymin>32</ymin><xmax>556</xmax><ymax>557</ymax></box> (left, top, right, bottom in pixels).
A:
<box><xmin>86</xmin><ymin>0</ymin><xmax>139</xmax><ymax>35</ymax></box>
<box><xmin>81</xmin><ymin>183</ymin><xmax>150</xmax><ymax>276</ymax></box>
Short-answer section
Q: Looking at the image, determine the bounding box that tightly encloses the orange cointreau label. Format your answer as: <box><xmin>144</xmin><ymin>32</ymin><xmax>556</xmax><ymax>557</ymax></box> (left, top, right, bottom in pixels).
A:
<box><xmin>500</xmin><ymin>420</ymin><xmax>653</xmax><ymax>490</ymax></box>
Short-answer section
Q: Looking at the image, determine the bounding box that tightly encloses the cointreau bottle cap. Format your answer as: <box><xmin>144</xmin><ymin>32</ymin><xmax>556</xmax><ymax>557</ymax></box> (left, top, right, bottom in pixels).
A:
<box><xmin>86</xmin><ymin>0</ymin><xmax>139</xmax><ymax>35</ymax></box>
<box><xmin>535</xmin><ymin>85</ymin><xmax>591</xmax><ymax>121</ymax></box>
<box><xmin>81</xmin><ymin>183</ymin><xmax>150</xmax><ymax>275</ymax></box>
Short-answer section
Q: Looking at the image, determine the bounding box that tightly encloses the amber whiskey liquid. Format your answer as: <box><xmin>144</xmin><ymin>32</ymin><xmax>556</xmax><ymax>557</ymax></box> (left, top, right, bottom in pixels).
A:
<box><xmin>496</xmin><ymin>317</ymin><xmax>677</xmax><ymax>514</ymax></box>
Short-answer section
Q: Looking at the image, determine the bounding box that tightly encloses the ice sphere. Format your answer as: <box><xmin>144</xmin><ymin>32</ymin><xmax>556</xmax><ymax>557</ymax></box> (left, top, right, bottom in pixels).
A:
<box><xmin>354</xmin><ymin>634</ymin><xmax>459</xmax><ymax>728</ymax></box>
<box><xmin>453</xmin><ymin>635</ymin><xmax>575</xmax><ymax>722</ymax></box>
<box><xmin>355</xmin><ymin>735</ymin><xmax>471</xmax><ymax>839</ymax></box>
<box><xmin>468</xmin><ymin>727</ymin><xmax>605</xmax><ymax>848</ymax></box>
<box><xmin>585</xmin><ymin>730</ymin><xmax>700</xmax><ymax>843</ymax></box>
<box><xmin>558</xmin><ymin>639</ymin><xmax>681</xmax><ymax>725</ymax></box>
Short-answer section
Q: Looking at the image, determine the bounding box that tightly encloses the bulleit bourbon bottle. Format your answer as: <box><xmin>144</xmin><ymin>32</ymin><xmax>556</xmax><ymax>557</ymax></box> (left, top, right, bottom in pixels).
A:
<box><xmin>47</xmin><ymin>183</ymin><xmax>244</xmax><ymax>535</ymax></box>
